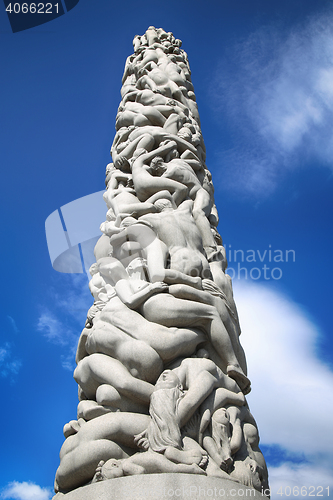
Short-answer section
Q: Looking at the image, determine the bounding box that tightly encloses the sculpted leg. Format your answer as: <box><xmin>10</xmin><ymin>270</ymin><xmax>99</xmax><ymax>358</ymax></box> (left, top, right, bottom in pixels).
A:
<box><xmin>88</xmin><ymin>305</ymin><xmax>204</xmax><ymax>364</ymax></box>
<box><xmin>85</xmin><ymin>325</ymin><xmax>163</xmax><ymax>383</ymax></box>
<box><xmin>192</xmin><ymin>189</ymin><xmax>218</xmax><ymax>258</ymax></box>
<box><xmin>112</xmin><ymin>133</ymin><xmax>155</xmax><ymax>167</ymax></box>
<box><xmin>56</xmin><ymin>440</ymin><xmax>129</xmax><ymax>492</ymax></box>
<box><xmin>169</xmin><ymin>284</ymin><xmax>248</xmax><ymax>378</ymax></box>
<box><xmin>56</xmin><ymin>411</ymin><xmax>150</xmax><ymax>490</ymax></box>
<box><xmin>199</xmin><ymin>386</ymin><xmax>245</xmax><ymax>441</ymax></box>
<box><xmin>154</xmin><ymin>290</ymin><xmax>249</xmax><ymax>391</ymax></box>
<box><xmin>96</xmin><ymin>385</ymin><xmax>148</xmax><ymax>414</ymax></box>
<box><xmin>74</xmin><ymin>353</ymin><xmax>154</xmax><ymax>404</ymax></box>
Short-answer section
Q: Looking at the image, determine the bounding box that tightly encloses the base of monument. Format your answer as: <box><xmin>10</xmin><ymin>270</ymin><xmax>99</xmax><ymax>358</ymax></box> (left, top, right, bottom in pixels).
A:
<box><xmin>52</xmin><ymin>474</ymin><xmax>266</xmax><ymax>499</ymax></box>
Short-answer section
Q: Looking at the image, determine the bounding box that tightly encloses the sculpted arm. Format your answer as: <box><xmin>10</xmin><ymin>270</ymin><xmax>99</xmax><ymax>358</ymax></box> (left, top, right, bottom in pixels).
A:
<box><xmin>106</xmin><ymin>170</ymin><xmax>131</xmax><ymax>190</ymax></box>
<box><xmin>135</xmin><ymin>139</ymin><xmax>178</xmax><ymax>165</ymax></box>
<box><xmin>227</xmin><ymin>407</ymin><xmax>243</xmax><ymax>455</ymax></box>
<box><xmin>176</xmin><ymin>368</ymin><xmax>218</xmax><ymax>428</ymax></box>
<box><xmin>145</xmin><ymin>190</ymin><xmax>177</xmax><ymax>207</ymax></box>
<box><xmin>115</xmin><ymin>279</ymin><xmax>168</xmax><ymax>310</ymax></box>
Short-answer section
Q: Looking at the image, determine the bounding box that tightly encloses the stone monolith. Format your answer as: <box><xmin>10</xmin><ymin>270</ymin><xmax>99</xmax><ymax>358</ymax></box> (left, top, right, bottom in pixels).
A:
<box><xmin>52</xmin><ymin>27</ymin><xmax>269</xmax><ymax>500</ymax></box>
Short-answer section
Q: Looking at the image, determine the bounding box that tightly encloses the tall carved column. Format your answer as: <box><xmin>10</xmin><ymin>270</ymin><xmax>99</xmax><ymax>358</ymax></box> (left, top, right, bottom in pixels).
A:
<box><xmin>53</xmin><ymin>27</ymin><xmax>269</xmax><ymax>500</ymax></box>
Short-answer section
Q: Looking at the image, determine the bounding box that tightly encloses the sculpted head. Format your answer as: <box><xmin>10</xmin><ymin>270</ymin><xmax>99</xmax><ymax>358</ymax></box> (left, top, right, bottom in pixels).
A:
<box><xmin>101</xmin><ymin>459</ymin><xmax>124</xmax><ymax>479</ymax></box>
<box><xmin>132</xmin><ymin>34</ymin><xmax>141</xmax><ymax>48</ymax></box>
<box><xmin>98</xmin><ymin>257</ymin><xmax>128</xmax><ymax>283</ymax></box>
<box><xmin>126</xmin><ymin>257</ymin><xmax>148</xmax><ymax>279</ymax></box>
<box><xmin>105</xmin><ymin>162</ymin><xmax>115</xmax><ymax>186</ymax></box>
<box><xmin>177</xmin><ymin>127</ymin><xmax>192</xmax><ymax>141</ymax></box>
<box><xmin>212</xmin><ymin>408</ymin><xmax>230</xmax><ymax>426</ymax></box>
<box><xmin>89</xmin><ymin>263</ymin><xmax>99</xmax><ymax>276</ymax></box>
<box><xmin>155</xmin><ymin>369</ymin><xmax>182</xmax><ymax>391</ymax></box>
<box><xmin>154</xmin><ymin>198</ymin><xmax>173</xmax><ymax>212</ymax></box>
<box><xmin>243</xmin><ymin>422</ymin><xmax>259</xmax><ymax>448</ymax></box>
<box><xmin>106</xmin><ymin>208</ymin><xmax>116</xmax><ymax>222</ymax></box>
<box><xmin>105</xmin><ymin>162</ymin><xmax>115</xmax><ymax>176</ymax></box>
<box><xmin>241</xmin><ymin>457</ymin><xmax>263</xmax><ymax>491</ymax></box>
<box><xmin>149</xmin><ymin>156</ymin><xmax>165</xmax><ymax>175</ymax></box>
<box><xmin>167</xmin><ymin>147</ymin><xmax>179</xmax><ymax>160</ymax></box>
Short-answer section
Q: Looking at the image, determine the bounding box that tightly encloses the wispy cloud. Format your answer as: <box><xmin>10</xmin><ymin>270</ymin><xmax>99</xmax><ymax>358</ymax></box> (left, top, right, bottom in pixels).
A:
<box><xmin>47</xmin><ymin>273</ymin><xmax>91</xmax><ymax>323</ymax></box>
<box><xmin>37</xmin><ymin>274</ymin><xmax>92</xmax><ymax>370</ymax></box>
<box><xmin>37</xmin><ymin>310</ymin><xmax>70</xmax><ymax>346</ymax></box>
<box><xmin>0</xmin><ymin>343</ymin><xmax>21</xmax><ymax>379</ymax></box>
<box><xmin>7</xmin><ymin>316</ymin><xmax>19</xmax><ymax>334</ymax></box>
<box><xmin>234</xmin><ymin>280</ymin><xmax>333</xmax><ymax>490</ymax></box>
<box><xmin>36</xmin><ymin>309</ymin><xmax>77</xmax><ymax>371</ymax></box>
<box><xmin>212</xmin><ymin>8</ymin><xmax>333</xmax><ymax>194</ymax></box>
<box><xmin>269</xmin><ymin>463</ymin><xmax>333</xmax><ymax>497</ymax></box>
<box><xmin>60</xmin><ymin>342</ymin><xmax>79</xmax><ymax>371</ymax></box>
<box><xmin>0</xmin><ymin>481</ymin><xmax>52</xmax><ymax>500</ymax></box>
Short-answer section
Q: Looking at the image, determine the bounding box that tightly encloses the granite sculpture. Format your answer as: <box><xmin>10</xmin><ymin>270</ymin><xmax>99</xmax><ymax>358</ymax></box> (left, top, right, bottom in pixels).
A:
<box><xmin>53</xmin><ymin>26</ymin><xmax>269</xmax><ymax>497</ymax></box>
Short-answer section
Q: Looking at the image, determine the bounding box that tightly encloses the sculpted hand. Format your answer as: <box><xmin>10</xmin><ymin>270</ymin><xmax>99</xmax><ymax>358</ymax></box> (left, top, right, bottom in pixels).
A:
<box><xmin>151</xmin><ymin>281</ymin><xmax>169</xmax><ymax>292</ymax></box>
<box><xmin>115</xmin><ymin>156</ymin><xmax>130</xmax><ymax>169</ymax></box>
<box><xmin>134</xmin><ymin>430</ymin><xmax>149</xmax><ymax>450</ymax></box>
<box><xmin>191</xmin><ymin>276</ymin><xmax>202</xmax><ymax>290</ymax></box>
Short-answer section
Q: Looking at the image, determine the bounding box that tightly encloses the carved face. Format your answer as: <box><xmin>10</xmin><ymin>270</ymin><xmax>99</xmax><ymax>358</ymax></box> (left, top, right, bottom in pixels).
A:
<box><xmin>149</xmin><ymin>157</ymin><xmax>165</xmax><ymax>176</ymax></box>
<box><xmin>168</xmin><ymin>147</ymin><xmax>179</xmax><ymax>160</ymax></box>
<box><xmin>98</xmin><ymin>257</ymin><xmax>127</xmax><ymax>283</ymax></box>
<box><xmin>247</xmin><ymin>459</ymin><xmax>263</xmax><ymax>490</ymax></box>
<box><xmin>126</xmin><ymin>257</ymin><xmax>148</xmax><ymax>278</ymax></box>
<box><xmin>235</xmin><ymin>457</ymin><xmax>263</xmax><ymax>491</ymax></box>
<box><xmin>102</xmin><ymin>459</ymin><xmax>124</xmax><ymax>479</ymax></box>
<box><xmin>155</xmin><ymin>370</ymin><xmax>181</xmax><ymax>390</ymax></box>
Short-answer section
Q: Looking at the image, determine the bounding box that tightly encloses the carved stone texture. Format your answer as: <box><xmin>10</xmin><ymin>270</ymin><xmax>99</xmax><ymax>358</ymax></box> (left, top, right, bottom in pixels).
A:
<box><xmin>53</xmin><ymin>27</ymin><xmax>269</xmax><ymax>498</ymax></box>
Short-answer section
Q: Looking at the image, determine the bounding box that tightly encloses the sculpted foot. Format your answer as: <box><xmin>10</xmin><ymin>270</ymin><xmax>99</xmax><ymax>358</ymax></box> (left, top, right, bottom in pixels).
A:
<box><xmin>227</xmin><ymin>365</ymin><xmax>251</xmax><ymax>394</ymax></box>
<box><xmin>190</xmin><ymin>463</ymin><xmax>206</xmax><ymax>475</ymax></box>
<box><xmin>92</xmin><ymin>460</ymin><xmax>106</xmax><ymax>483</ymax></box>
<box><xmin>198</xmin><ymin>453</ymin><xmax>209</xmax><ymax>469</ymax></box>
<box><xmin>63</xmin><ymin>419</ymin><xmax>86</xmax><ymax>438</ymax></box>
<box><xmin>219</xmin><ymin>434</ymin><xmax>233</xmax><ymax>472</ymax></box>
<box><xmin>220</xmin><ymin>455</ymin><xmax>233</xmax><ymax>473</ymax></box>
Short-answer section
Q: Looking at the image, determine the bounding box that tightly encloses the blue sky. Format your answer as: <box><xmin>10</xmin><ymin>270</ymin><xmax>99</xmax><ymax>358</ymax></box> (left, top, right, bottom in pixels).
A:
<box><xmin>1</xmin><ymin>1</ymin><xmax>333</xmax><ymax>498</ymax></box>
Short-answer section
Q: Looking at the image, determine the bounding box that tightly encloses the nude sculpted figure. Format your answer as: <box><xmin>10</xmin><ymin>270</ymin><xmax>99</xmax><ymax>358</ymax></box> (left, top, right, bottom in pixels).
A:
<box><xmin>53</xmin><ymin>26</ymin><xmax>268</xmax><ymax>496</ymax></box>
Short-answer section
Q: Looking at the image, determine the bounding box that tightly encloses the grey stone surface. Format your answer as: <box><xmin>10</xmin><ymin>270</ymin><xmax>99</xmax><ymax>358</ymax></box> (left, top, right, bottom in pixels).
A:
<box><xmin>53</xmin><ymin>473</ymin><xmax>267</xmax><ymax>500</ymax></box>
<box><xmin>53</xmin><ymin>26</ymin><xmax>269</xmax><ymax>497</ymax></box>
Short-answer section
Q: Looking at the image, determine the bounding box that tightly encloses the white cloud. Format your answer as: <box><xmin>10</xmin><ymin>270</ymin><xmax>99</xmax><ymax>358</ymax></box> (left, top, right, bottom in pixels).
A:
<box><xmin>36</xmin><ymin>310</ymin><xmax>69</xmax><ymax>346</ymax></box>
<box><xmin>212</xmin><ymin>8</ymin><xmax>333</xmax><ymax>194</ymax></box>
<box><xmin>52</xmin><ymin>273</ymin><xmax>91</xmax><ymax>323</ymax></box>
<box><xmin>60</xmin><ymin>342</ymin><xmax>78</xmax><ymax>371</ymax></box>
<box><xmin>0</xmin><ymin>343</ymin><xmax>21</xmax><ymax>378</ymax></box>
<box><xmin>37</xmin><ymin>275</ymin><xmax>91</xmax><ymax>369</ymax></box>
<box><xmin>269</xmin><ymin>464</ymin><xmax>333</xmax><ymax>498</ymax></box>
<box><xmin>1</xmin><ymin>481</ymin><xmax>52</xmax><ymax>500</ymax></box>
<box><xmin>233</xmin><ymin>280</ymin><xmax>333</xmax><ymax>490</ymax></box>
<box><xmin>36</xmin><ymin>309</ymin><xmax>79</xmax><ymax>370</ymax></box>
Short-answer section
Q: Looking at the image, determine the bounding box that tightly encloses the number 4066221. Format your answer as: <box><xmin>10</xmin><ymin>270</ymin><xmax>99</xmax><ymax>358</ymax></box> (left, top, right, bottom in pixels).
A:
<box><xmin>277</xmin><ymin>486</ymin><xmax>330</xmax><ymax>497</ymax></box>
<box><xmin>6</xmin><ymin>3</ymin><xmax>59</xmax><ymax>14</ymax></box>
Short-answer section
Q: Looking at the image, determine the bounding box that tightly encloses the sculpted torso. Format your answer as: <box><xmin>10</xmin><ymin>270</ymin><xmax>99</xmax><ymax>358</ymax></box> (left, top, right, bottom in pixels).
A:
<box><xmin>140</xmin><ymin>202</ymin><xmax>210</xmax><ymax>278</ymax></box>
